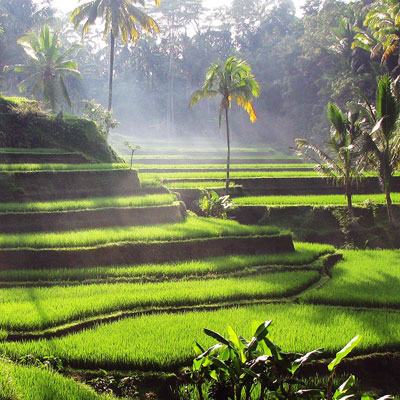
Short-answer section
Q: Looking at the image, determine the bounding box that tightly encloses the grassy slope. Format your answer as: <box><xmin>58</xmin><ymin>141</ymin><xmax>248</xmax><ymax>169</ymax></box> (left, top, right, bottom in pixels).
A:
<box><xmin>0</xmin><ymin>96</ymin><xmax>118</xmax><ymax>163</ymax></box>
<box><xmin>233</xmin><ymin>193</ymin><xmax>400</xmax><ymax>206</ymax></box>
<box><xmin>301</xmin><ymin>249</ymin><xmax>400</xmax><ymax>308</ymax></box>
<box><xmin>0</xmin><ymin>217</ymin><xmax>281</xmax><ymax>249</ymax></box>
<box><xmin>0</xmin><ymin>271</ymin><xmax>318</xmax><ymax>332</ymax></box>
<box><xmin>133</xmin><ymin>163</ymin><xmax>315</xmax><ymax>169</ymax></box>
<box><xmin>0</xmin><ymin>359</ymin><xmax>114</xmax><ymax>400</ymax></box>
<box><xmin>139</xmin><ymin>171</ymin><xmax>380</xmax><ymax>180</ymax></box>
<box><xmin>0</xmin><ymin>194</ymin><xmax>176</xmax><ymax>213</ymax></box>
<box><xmin>1</xmin><ymin>304</ymin><xmax>398</xmax><ymax>370</ymax></box>
<box><xmin>0</xmin><ymin>242</ymin><xmax>334</xmax><ymax>283</ymax></box>
<box><xmin>0</xmin><ymin>163</ymin><xmax>128</xmax><ymax>172</ymax></box>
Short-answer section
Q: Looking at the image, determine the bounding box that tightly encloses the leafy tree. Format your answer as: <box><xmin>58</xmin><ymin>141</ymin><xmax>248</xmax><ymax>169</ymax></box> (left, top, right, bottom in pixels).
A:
<box><xmin>70</xmin><ymin>0</ymin><xmax>160</xmax><ymax>112</ymax></box>
<box><xmin>294</xmin><ymin>102</ymin><xmax>363</xmax><ymax>218</ymax></box>
<box><xmin>190</xmin><ymin>56</ymin><xmax>259</xmax><ymax>194</ymax></box>
<box><xmin>83</xmin><ymin>99</ymin><xmax>119</xmax><ymax>137</ymax></box>
<box><xmin>353</xmin><ymin>0</ymin><xmax>400</xmax><ymax>76</ymax></box>
<box><xmin>6</xmin><ymin>26</ymin><xmax>81</xmax><ymax>112</ymax></box>
<box><xmin>357</xmin><ymin>74</ymin><xmax>400</xmax><ymax>226</ymax></box>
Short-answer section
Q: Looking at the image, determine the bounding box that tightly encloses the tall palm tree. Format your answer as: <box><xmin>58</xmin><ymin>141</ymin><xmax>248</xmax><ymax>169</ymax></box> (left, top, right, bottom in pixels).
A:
<box><xmin>6</xmin><ymin>25</ymin><xmax>81</xmax><ymax>112</ymax></box>
<box><xmin>294</xmin><ymin>103</ymin><xmax>363</xmax><ymax>219</ymax></box>
<box><xmin>357</xmin><ymin>74</ymin><xmax>400</xmax><ymax>226</ymax></box>
<box><xmin>190</xmin><ymin>56</ymin><xmax>260</xmax><ymax>194</ymax></box>
<box><xmin>70</xmin><ymin>0</ymin><xmax>160</xmax><ymax>112</ymax></box>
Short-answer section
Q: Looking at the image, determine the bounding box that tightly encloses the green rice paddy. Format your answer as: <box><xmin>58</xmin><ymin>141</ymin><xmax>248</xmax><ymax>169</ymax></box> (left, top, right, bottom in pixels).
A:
<box><xmin>134</xmin><ymin>163</ymin><xmax>315</xmax><ymax>170</ymax></box>
<box><xmin>163</xmin><ymin>181</ymin><xmax>230</xmax><ymax>189</ymax></box>
<box><xmin>0</xmin><ymin>271</ymin><xmax>318</xmax><ymax>332</ymax></box>
<box><xmin>302</xmin><ymin>249</ymin><xmax>400</xmax><ymax>308</ymax></box>
<box><xmin>0</xmin><ymin>194</ymin><xmax>175</xmax><ymax>214</ymax></box>
<box><xmin>0</xmin><ymin>217</ymin><xmax>281</xmax><ymax>249</ymax></box>
<box><xmin>140</xmin><ymin>171</ymin><xmax>322</xmax><ymax>180</ymax></box>
<box><xmin>233</xmin><ymin>193</ymin><xmax>400</xmax><ymax>206</ymax></box>
<box><xmin>1</xmin><ymin>304</ymin><xmax>399</xmax><ymax>370</ymax></box>
<box><xmin>139</xmin><ymin>171</ymin><xmax>379</xmax><ymax>180</ymax></box>
<box><xmin>0</xmin><ymin>242</ymin><xmax>334</xmax><ymax>284</ymax></box>
<box><xmin>0</xmin><ymin>143</ymin><xmax>398</xmax><ymax>396</ymax></box>
<box><xmin>0</xmin><ymin>359</ymin><xmax>114</xmax><ymax>399</ymax></box>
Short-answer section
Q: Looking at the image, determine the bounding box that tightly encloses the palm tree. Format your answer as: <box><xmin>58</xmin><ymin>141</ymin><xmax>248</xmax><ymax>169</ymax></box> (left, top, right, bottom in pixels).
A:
<box><xmin>294</xmin><ymin>103</ymin><xmax>363</xmax><ymax>219</ymax></box>
<box><xmin>190</xmin><ymin>56</ymin><xmax>260</xmax><ymax>194</ymax></box>
<box><xmin>357</xmin><ymin>74</ymin><xmax>400</xmax><ymax>226</ymax></box>
<box><xmin>6</xmin><ymin>25</ymin><xmax>81</xmax><ymax>112</ymax></box>
<box><xmin>70</xmin><ymin>0</ymin><xmax>160</xmax><ymax>112</ymax></box>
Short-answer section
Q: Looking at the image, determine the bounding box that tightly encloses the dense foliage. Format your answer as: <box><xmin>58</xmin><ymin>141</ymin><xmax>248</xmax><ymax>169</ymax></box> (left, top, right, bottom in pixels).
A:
<box><xmin>0</xmin><ymin>0</ymin><xmax>394</xmax><ymax>145</ymax></box>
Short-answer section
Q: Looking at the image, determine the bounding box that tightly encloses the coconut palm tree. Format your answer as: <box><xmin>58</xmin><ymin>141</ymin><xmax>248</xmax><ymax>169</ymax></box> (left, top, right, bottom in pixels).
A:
<box><xmin>294</xmin><ymin>103</ymin><xmax>363</xmax><ymax>219</ymax></box>
<box><xmin>70</xmin><ymin>0</ymin><xmax>160</xmax><ymax>112</ymax></box>
<box><xmin>189</xmin><ymin>56</ymin><xmax>260</xmax><ymax>194</ymax></box>
<box><xmin>6</xmin><ymin>25</ymin><xmax>81</xmax><ymax>112</ymax></box>
<box><xmin>357</xmin><ymin>74</ymin><xmax>400</xmax><ymax>226</ymax></box>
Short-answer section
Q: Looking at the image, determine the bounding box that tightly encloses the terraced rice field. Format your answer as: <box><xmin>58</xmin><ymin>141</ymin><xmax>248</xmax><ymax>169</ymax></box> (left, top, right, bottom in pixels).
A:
<box><xmin>1</xmin><ymin>248</ymin><xmax>400</xmax><ymax>373</ymax></box>
<box><xmin>0</xmin><ymin>194</ymin><xmax>176</xmax><ymax>213</ymax></box>
<box><xmin>1</xmin><ymin>145</ymin><xmax>399</xmax><ymax>398</ymax></box>
<box><xmin>0</xmin><ymin>163</ymin><xmax>129</xmax><ymax>172</ymax></box>
<box><xmin>0</xmin><ymin>217</ymin><xmax>281</xmax><ymax>249</ymax></box>
<box><xmin>233</xmin><ymin>193</ymin><xmax>400</xmax><ymax>206</ymax></box>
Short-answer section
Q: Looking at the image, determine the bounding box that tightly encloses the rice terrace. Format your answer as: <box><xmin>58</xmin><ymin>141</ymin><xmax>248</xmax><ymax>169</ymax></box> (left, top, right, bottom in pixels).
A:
<box><xmin>1</xmin><ymin>0</ymin><xmax>400</xmax><ymax>399</ymax></box>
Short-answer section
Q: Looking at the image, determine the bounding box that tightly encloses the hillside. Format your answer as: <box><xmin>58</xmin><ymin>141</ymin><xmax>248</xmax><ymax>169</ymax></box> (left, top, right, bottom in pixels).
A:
<box><xmin>0</xmin><ymin>95</ymin><xmax>119</xmax><ymax>163</ymax></box>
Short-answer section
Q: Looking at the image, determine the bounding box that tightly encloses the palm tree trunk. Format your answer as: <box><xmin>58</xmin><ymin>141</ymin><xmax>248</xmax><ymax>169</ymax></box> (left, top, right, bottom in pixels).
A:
<box><xmin>225</xmin><ymin>106</ymin><xmax>230</xmax><ymax>195</ymax></box>
<box><xmin>385</xmin><ymin>188</ymin><xmax>396</xmax><ymax>226</ymax></box>
<box><xmin>345</xmin><ymin>181</ymin><xmax>354</xmax><ymax>219</ymax></box>
<box><xmin>108</xmin><ymin>31</ymin><xmax>115</xmax><ymax>112</ymax></box>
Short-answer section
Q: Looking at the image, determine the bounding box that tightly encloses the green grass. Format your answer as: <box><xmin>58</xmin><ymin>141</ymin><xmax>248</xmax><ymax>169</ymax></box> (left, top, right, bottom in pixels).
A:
<box><xmin>134</xmin><ymin>163</ymin><xmax>315</xmax><ymax>170</ymax></box>
<box><xmin>140</xmin><ymin>171</ymin><xmax>379</xmax><ymax>180</ymax></box>
<box><xmin>140</xmin><ymin>171</ymin><xmax>322</xmax><ymax>180</ymax></box>
<box><xmin>1</xmin><ymin>304</ymin><xmax>399</xmax><ymax>370</ymax></box>
<box><xmin>0</xmin><ymin>217</ymin><xmax>281</xmax><ymax>249</ymax></box>
<box><xmin>302</xmin><ymin>249</ymin><xmax>400</xmax><ymax>308</ymax></box>
<box><xmin>0</xmin><ymin>271</ymin><xmax>317</xmax><ymax>332</ymax></box>
<box><xmin>0</xmin><ymin>194</ymin><xmax>176</xmax><ymax>214</ymax></box>
<box><xmin>125</xmin><ymin>155</ymin><xmax>300</xmax><ymax>160</ymax></box>
<box><xmin>0</xmin><ymin>242</ymin><xmax>334</xmax><ymax>284</ymax></box>
<box><xmin>0</xmin><ymin>148</ymin><xmax>69</xmax><ymax>154</ymax></box>
<box><xmin>164</xmin><ymin>181</ymin><xmax>230</xmax><ymax>189</ymax></box>
<box><xmin>0</xmin><ymin>163</ymin><xmax>129</xmax><ymax>172</ymax></box>
<box><xmin>0</xmin><ymin>359</ymin><xmax>115</xmax><ymax>399</ymax></box>
<box><xmin>233</xmin><ymin>193</ymin><xmax>400</xmax><ymax>206</ymax></box>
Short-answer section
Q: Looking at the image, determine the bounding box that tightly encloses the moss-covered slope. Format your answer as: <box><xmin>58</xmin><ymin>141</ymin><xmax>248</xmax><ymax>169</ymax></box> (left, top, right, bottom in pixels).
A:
<box><xmin>0</xmin><ymin>96</ymin><xmax>119</xmax><ymax>163</ymax></box>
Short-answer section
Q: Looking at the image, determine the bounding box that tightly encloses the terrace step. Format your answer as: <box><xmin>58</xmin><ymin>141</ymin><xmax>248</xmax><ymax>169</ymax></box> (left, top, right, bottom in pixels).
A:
<box><xmin>231</xmin><ymin>176</ymin><xmax>400</xmax><ymax>195</ymax></box>
<box><xmin>0</xmin><ymin>202</ymin><xmax>185</xmax><ymax>233</ymax></box>
<box><xmin>131</xmin><ymin>158</ymin><xmax>303</xmax><ymax>165</ymax></box>
<box><xmin>0</xmin><ymin>234</ymin><xmax>294</xmax><ymax>270</ymax></box>
<box><xmin>0</xmin><ymin>152</ymin><xmax>91</xmax><ymax>164</ymax></box>
<box><xmin>138</xmin><ymin>167</ymin><xmax>313</xmax><ymax>173</ymax></box>
<box><xmin>0</xmin><ymin>169</ymin><xmax>141</xmax><ymax>201</ymax></box>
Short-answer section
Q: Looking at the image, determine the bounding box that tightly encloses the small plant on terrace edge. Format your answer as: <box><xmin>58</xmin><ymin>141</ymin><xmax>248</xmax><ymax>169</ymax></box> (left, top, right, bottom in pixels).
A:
<box><xmin>124</xmin><ymin>141</ymin><xmax>141</xmax><ymax>170</ymax></box>
<box><xmin>199</xmin><ymin>190</ymin><xmax>234</xmax><ymax>219</ymax></box>
<box><xmin>187</xmin><ymin>320</ymin><xmax>392</xmax><ymax>400</ymax></box>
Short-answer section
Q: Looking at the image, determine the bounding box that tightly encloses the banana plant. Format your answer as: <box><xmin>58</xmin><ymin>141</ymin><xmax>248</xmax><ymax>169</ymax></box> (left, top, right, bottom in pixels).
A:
<box><xmin>191</xmin><ymin>323</ymin><xmax>392</xmax><ymax>400</ymax></box>
<box><xmin>192</xmin><ymin>320</ymin><xmax>322</xmax><ymax>400</ymax></box>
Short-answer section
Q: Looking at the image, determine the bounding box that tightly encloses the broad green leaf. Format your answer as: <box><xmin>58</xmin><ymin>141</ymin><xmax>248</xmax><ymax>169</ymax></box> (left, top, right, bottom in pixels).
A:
<box><xmin>204</xmin><ymin>328</ymin><xmax>230</xmax><ymax>346</ymax></box>
<box><xmin>227</xmin><ymin>325</ymin><xmax>245</xmax><ymax>362</ymax></box>
<box><xmin>333</xmin><ymin>375</ymin><xmax>355</xmax><ymax>399</ymax></box>
<box><xmin>289</xmin><ymin>348</ymin><xmax>323</xmax><ymax>375</ymax></box>
<box><xmin>328</xmin><ymin>335</ymin><xmax>362</xmax><ymax>372</ymax></box>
